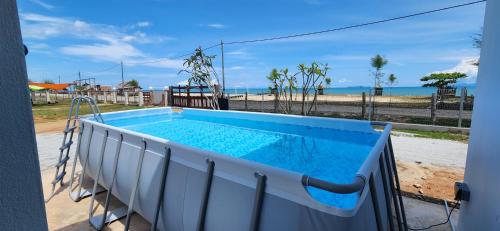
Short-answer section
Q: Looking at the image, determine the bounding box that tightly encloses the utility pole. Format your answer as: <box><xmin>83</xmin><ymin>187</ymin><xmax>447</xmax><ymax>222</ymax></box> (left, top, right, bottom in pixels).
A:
<box><xmin>220</xmin><ymin>40</ymin><xmax>225</xmax><ymax>96</ymax></box>
<box><xmin>58</xmin><ymin>75</ymin><xmax>61</xmax><ymax>84</ymax></box>
<box><xmin>121</xmin><ymin>61</ymin><xmax>125</xmax><ymax>92</ymax></box>
<box><xmin>78</xmin><ymin>71</ymin><xmax>81</xmax><ymax>95</ymax></box>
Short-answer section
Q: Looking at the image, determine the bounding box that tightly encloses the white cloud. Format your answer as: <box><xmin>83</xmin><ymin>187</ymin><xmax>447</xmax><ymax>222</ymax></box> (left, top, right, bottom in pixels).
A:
<box><xmin>136</xmin><ymin>21</ymin><xmax>151</xmax><ymax>28</ymax></box>
<box><xmin>27</xmin><ymin>43</ymin><xmax>51</xmax><ymax>54</ymax></box>
<box><xmin>29</xmin><ymin>0</ymin><xmax>55</xmax><ymax>10</ymax></box>
<box><xmin>61</xmin><ymin>42</ymin><xmax>145</xmax><ymax>61</ymax></box>
<box><xmin>20</xmin><ymin>12</ymin><xmax>179</xmax><ymax>69</ymax></box>
<box><xmin>337</xmin><ymin>78</ymin><xmax>352</xmax><ymax>84</ymax></box>
<box><xmin>127</xmin><ymin>21</ymin><xmax>152</xmax><ymax>30</ymax></box>
<box><xmin>128</xmin><ymin>58</ymin><xmax>184</xmax><ymax>69</ymax></box>
<box><xmin>226</xmin><ymin>49</ymin><xmax>253</xmax><ymax>60</ymax></box>
<box><xmin>229</xmin><ymin>66</ymin><xmax>245</xmax><ymax>70</ymax></box>
<box><xmin>434</xmin><ymin>57</ymin><xmax>479</xmax><ymax>83</ymax></box>
<box><xmin>206</xmin><ymin>23</ymin><xmax>225</xmax><ymax>29</ymax></box>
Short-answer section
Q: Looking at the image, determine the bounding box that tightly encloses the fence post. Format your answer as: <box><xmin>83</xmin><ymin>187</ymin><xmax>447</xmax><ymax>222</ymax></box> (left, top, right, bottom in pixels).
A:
<box><xmin>163</xmin><ymin>90</ymin><xmax>168</xmax><ymax>107</ymax></box>
<box><xmin>112</xmin><ymin>91</ymin><xmax>117</xmax><ymax>104</ymax></box>
<box><xmin>274</xmin><ymin>91</ymin><xmax>278</xmax><ymax>113</ymax></box>
<box><xmin>103</xmin><ymin>91</ymin><xmax>108</xmax><ymax>104</ymax></box>
<box><xmin>431</xmin><ymin>93</ymin><xmax>437</xmax><ymax>125</ymax></box>
<box><xmin>458</xmin><ymin>87</ymin><xmax>466</xmax><ymax>127</ymax></box>
<box><xmin>46</xmin><ymin>90</ymin><xmax>50</xmax><ymax>103</ymax></box>
<box><xmin>186</xmin><ymin>86</ymin><xmax>191</xmax><ymax>107</ymax></box>
<box><xmin>362</xmin><ymin>92</ymin><xmax>366</xmax><ymax>119</ymax></box>
<box><xmin>245</xmin><ymin>91</ymin><xmax>248</xmax><ymax>110</ymax></box>
<box><xmin>124</xmin><ymin>91</ymin><xmax>129</xmax><ymax>106</ymax></box>
<box><xmin>138</xmin><ymin>91</ymin><xmax>144</xmax><ymax>106</ymax></box>
<box><xmin>168</xmin><ymin>86</ymin><xmax>173</xmax><ymax>106</ymax></box>
<box><xmin>260</xmin><ymin>92</ymin><xmax>264</xmax><ymax>112</ymax></box>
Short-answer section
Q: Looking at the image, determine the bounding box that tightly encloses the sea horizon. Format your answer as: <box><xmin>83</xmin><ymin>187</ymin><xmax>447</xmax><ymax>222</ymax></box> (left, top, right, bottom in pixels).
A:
<box><xmin>220</xmin><ymin>85</ymin><xmax>476</xmax><ymax>96</ymax></box>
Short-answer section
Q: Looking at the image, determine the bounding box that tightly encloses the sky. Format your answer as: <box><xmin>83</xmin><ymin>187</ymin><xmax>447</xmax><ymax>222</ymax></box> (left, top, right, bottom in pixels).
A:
<box><xmin>18</xmin><ymin>0</ymin><xmax>486</xmax><ymax>89</ymax></box>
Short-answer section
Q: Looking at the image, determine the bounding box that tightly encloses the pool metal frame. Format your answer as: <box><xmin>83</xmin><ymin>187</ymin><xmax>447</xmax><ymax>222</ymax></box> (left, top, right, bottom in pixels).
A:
<box><xmin>71</xmin><ymin>108</ymin><xmax>408</xmax><ymax>231</ymax></box>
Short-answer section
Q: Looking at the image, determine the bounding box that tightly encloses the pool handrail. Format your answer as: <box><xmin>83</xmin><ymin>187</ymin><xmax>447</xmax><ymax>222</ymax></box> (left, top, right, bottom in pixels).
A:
<box><xmin>301</xmin><ymin>121</ymin><xmax>391</xmax><ymax>195</ymax></box>
<box><xmin>301</xmin><ymin>175</ymin><xmax>366</xmax><ymax>194</ymax></box>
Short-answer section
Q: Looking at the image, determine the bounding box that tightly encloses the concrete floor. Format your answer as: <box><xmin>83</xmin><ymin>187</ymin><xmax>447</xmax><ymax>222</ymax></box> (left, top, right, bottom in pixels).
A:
<box><xmin>42</xmin><ymin>169</ymin><xmax>459</xmax><ymax>231</ymax></box>
<box><xmin>38</xmin><ymin>132</ymin><xmax>460</xmax><ymax>230</ymax></box>
<box><xmin>404</xmin><ymin>197</ymin><xmax>458</xmax><ymax>231</ymax></box>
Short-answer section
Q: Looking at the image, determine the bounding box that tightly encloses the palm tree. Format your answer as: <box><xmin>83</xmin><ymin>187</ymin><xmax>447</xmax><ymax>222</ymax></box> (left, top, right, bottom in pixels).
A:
<box><xmin>370</xmin><ymin>54</ymin><xmax>388</xmax><ymax>94</ymax></box>
<box><xmin>387</xmin><ymin>74</ymin><xmax>397</xmax><ymax>106</ymax></box>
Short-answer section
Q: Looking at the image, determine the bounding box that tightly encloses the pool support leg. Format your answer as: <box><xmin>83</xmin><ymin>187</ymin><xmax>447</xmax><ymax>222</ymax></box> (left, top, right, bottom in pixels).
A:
<box><xmin>388</xmin><ymin>136</ymin><xmax>408</xmax><ymax>230</ymax></box>
<box><xmin>70</xmin><ymin>125</ymin><xmax>105</xmax><ymax>202</ymax></box>
<box><xmin>150</xmin><ymin>147</ymin><xmax>171</xmax><ymax>231</ymax></box>
<box><xmin>379</xmin><ymin>154</ymin><xmax>395</xmax><ymax>230</ymax></box>
<box><xmin>124</xmin><ymin>140</ymin><xmax>147</xmax><ymax>231</ymax></box>
<box><xmin>89</xmin><ymin>134</ymin><xmax>128</xmax><ymax>230</ymax></box>
<box><xmin>250</xmin><ymin>172</ymin><xmax>267</xmax><ymax>231</ymax></box>
<box><xmin>369</xmin><ymin>173</ymin><xmax>383</xmax><ymax>231</ymax></box>
<box><xmin>197</xmin><ymin>159</ymin><xmax>215</xmax><ymax>231</ymax></box>
<box><xmin>384</xmin><ymin>146</ymin><xmax>404</xmax><ymax>231</ymax></box>
<box><xmin>88</xmin><ymin>130</ymin><xmax>109</xmax><ymax>219</ymax></box>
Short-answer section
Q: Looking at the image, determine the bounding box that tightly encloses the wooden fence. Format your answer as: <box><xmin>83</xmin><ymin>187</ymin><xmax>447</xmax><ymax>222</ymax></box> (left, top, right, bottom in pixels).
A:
<box><xmin>170</xmin><ymin>85</ymin><xmax>213</xmax><ymax>109</ymax></box>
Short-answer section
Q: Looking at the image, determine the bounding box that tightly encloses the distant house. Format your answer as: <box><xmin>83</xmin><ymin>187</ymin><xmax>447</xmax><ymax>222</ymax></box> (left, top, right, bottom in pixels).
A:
<box><xmin>117</xmin><ymin>81</ymin><xmax>142</xmax><ymax>93</ymax></box>
<box><xmin>96</xmin><ymin>85</ymin><xmax>112</xmax><ymax>91</ymax></box>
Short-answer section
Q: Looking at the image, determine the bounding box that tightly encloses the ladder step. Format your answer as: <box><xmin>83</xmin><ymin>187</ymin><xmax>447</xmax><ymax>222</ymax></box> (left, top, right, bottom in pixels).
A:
<box><xmin>55</xmin><ymin>156</ymin><xmax>70</xmax><ymax>168</ymax></box>
<box><xmin>59</xmin><ymin>141</ymin><xmax>73</xmax><ymax>151</ymax></box>
<box><xmin>64</xmin><ymin>126</ymin><xmax>77</xmax><ymax>133</ymax></box>
<box><xmin>52</xmin><ymin>171</ymin><xmax>66</xmax><ymax>184</ymax></box>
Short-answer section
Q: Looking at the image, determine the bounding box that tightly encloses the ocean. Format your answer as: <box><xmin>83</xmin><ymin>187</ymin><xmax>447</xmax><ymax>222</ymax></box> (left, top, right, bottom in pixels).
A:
<box><xmin>223</xmin><ymin>86</ymin><xmax>476</xmax><ymax>96</ymax></box>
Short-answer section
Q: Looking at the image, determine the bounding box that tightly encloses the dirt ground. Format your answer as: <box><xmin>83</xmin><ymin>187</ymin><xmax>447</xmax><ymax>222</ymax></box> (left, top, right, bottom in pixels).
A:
<box><xmin>35</xmin><ymin>120</ymin><xmax>68</xmax><ymax>133</ymax></box>
<box><xmin>396</xmin><ymin>160</ymin><xmax>464</xmax><ymax>202</ymax></box>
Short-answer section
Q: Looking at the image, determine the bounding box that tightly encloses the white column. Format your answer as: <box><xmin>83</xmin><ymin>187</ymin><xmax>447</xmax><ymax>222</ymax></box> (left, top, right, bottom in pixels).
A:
<box><xmin>167</xmin><ymin>90</ymin><xmax>169</xmax><ymax>107</ymax></box>
<box><xmin>138</xmin><ymin>91</ymin><xmax>144</xmax><ymax>106</ymax></box>
<box><xmin>458</xmin><ymin>1</ymin><xmax>500</xmax><ymax>230</ymax></box>
<box><xmin>0</xmin><ymin>0</ymin><xmax>48</xmax><ymax>228</ymax></box>
<box><xmin>113</xmin><ymin>91</ymin><xmax>117</xmax><ymax>104</ymax></box>
<box><xmin>103</xmin><ymin>91</ymin><xmax>108</xmax><ymax>104</ymax></box>
<box><xmin>124</xmin><ymin>91</ymin><xmax>129</xmax><ymax>105</ymax></box>
<box><xmin>46</xmin><ymin>90</ymin><xmax>50</xmax><ymax>103</ymax></box>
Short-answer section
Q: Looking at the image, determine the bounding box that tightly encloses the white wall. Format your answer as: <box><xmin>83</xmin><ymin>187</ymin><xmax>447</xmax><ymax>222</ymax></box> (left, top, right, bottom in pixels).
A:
<box><xmin>0</xmin><ymin>0</ymin><xmax>48</xmax><ymax>229</ymax></box>
<box><xmin>458</xmin><ymin>0</ymin><xmax>500</xmax><ymax>229</ymax></box>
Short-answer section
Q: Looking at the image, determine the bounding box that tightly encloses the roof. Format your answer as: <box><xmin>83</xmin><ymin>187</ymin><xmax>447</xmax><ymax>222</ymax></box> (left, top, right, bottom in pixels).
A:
<box><xmin>29</xmin><ymin>82</ymin><xmax>71</xmax><ymax>91</ymax></box>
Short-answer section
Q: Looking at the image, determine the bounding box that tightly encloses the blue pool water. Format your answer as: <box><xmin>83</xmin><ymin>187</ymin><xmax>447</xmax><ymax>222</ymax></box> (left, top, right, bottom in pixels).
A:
<box><xmin>105</xmin><ymin>111</ymin><xmax>381</xmax><ymax>208</ymax></box>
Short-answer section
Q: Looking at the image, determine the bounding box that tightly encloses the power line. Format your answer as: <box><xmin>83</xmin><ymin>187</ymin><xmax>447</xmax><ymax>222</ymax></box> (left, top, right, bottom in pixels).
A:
<box><xmin>127</xmin><ymin>43</ymin><xmax>221</xmax><ymax>65</ymax></box>
<box><xmin>225</xmin><ymin>0</ymin><xmax>486</xmax><ymax>45</ymax></box>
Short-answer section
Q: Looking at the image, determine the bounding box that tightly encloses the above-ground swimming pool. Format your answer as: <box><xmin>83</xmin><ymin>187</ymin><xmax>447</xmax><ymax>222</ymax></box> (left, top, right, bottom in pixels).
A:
<box><xmin>76</xmin><ymin>108</ymin><xmax>406</xmax><ymax>230</ymax></box>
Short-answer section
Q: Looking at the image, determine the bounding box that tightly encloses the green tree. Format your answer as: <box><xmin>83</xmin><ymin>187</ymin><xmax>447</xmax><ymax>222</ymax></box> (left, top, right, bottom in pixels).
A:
<box><xmin>267</xmin><ymin>68</ymin><xmax>297</xmax><ymax>114</ymax></box>
<box><xmin>298</xmin><ymin>62</ymin><xmax>331</xmax><ymax>115</ymax></box>
<box><xmin>370</xmin><ymin>54</ymin><xmax>388</xmax><ymax>88</ymax></box>
<box><xmin>472</xmin><ymin>28</ymin><xmax>482</xmax><ymax>66</ymax></box>
<box><xmin>179</xmin><ymin>47</ymin><xmax>221</xmax><ymax>109</ymax></box>
<box><xmin>128</xmin><ymin>79</ymin><xmax>139</xmax><ymax>88</ymax></box>
<box><xmin>387</xmin><ymin>74</ymin><xmax>397</xmax><ymax>87</ymax></box>
<box><xmin>420</xmin><ymin>72</ymin><xmax>467</xmax><ymax>89</ymax></box>
<box><xmin>267</xmin><ymin>68</ymin><xmax>280</xmax><ymax>93</ymax></box>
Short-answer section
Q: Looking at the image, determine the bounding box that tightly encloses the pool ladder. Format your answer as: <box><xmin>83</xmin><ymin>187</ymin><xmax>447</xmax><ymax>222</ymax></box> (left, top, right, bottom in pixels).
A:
<box><xmin>45</xmin><ymin>96</ymin><xmax>104</xmax><ymax>202</ymax></box>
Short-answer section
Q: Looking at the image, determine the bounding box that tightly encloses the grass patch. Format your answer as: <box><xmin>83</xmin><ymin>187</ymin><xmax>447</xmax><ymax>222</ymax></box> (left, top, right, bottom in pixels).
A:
<box><xmin>32</xmin><ymin>102</ymin><xmax>145</xmax><ymax>123</ymax></box>
<box><xmin>393</xmin><ymin>129</ymin><xmax>469</xmax><ymax>142</ymax></box>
